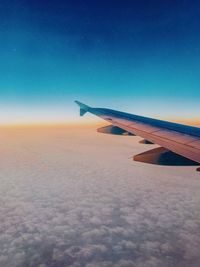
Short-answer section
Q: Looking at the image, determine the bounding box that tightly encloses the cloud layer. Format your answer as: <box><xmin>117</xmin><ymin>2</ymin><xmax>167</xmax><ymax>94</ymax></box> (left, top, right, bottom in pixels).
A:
<box><xmin>0</xmin><ymin>126</ymin><xmax>200</xmax><ymax>267</ymax></box>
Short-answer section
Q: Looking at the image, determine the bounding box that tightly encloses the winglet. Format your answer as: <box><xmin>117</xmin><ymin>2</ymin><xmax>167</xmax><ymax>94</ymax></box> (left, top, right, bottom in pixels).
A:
<box><xmin>75</xmin><ymin>101</ymin><xmax>90</xmax><ymax>116</ymax></box>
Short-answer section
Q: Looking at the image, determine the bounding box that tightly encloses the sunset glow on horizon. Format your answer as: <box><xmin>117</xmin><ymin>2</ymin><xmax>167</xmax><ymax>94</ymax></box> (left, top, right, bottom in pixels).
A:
<box><xmin>1</xmin><ymin>1</ymin><xmax>200</xmax><ymax>125</ymax></box>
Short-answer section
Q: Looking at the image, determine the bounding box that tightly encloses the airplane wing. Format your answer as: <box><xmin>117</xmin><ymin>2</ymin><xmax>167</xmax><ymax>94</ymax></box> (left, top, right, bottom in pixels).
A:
<box><xmin>75</xmin><ymin>101</ymin><xmax>200</xmax><ymax>165</ymax></box>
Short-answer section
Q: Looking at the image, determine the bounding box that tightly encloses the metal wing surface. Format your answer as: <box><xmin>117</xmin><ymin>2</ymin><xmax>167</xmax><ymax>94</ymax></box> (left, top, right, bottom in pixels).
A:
<box><xmin>75</xmin><ymin>101</ymin><xmax>200</xmax><ymax>164</ymax></box>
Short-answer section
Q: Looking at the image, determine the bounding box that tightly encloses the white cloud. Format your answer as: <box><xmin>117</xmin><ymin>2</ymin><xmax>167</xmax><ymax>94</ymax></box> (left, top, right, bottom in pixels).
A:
<box><xmin>0</xmin><ymin>127</ymin><xmax>200</xmax><ymax>266</ymax></box>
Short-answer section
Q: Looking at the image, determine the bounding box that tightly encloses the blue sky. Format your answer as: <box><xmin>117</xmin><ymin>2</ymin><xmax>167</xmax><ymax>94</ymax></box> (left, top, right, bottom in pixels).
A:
<box><xmin>1</xmin><ymin>0</ymin><xmax>200</xmax><ymax>124</ymax></box>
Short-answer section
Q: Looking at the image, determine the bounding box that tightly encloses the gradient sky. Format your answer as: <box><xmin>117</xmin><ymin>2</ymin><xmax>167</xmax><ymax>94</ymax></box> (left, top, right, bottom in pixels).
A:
<box><xmin>1</xmin><ymin>0</ymin><xmax>200</xmax><ymax>124</ymax></box>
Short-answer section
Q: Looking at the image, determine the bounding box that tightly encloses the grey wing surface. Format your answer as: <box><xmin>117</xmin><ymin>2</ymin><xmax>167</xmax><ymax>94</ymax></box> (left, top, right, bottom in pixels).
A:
<box><xmin>75</xmin><ymin>101</ymin><xmax>200</xmax><ymax>164</ymax></box>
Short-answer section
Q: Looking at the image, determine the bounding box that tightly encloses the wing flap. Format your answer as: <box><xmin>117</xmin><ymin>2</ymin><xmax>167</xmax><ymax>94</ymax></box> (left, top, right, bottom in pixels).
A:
<box><xmin>129</xmin><ymin>122</ymin><xmax>161</xmax><ymax>133</ymax></box>
<box><xmin>112</xmin><ymin>118</ymin><xmax>133</xmax><ymax>126</ymax></box>
<box><xmin>188</xmin><ymin>140</ymin><xmax>200</xmax><ymax>149</ymax></box>
<box><xmin>153</xmin><ymin>129</ymin><xmax>199</xmax><ymax>144</ymax></box>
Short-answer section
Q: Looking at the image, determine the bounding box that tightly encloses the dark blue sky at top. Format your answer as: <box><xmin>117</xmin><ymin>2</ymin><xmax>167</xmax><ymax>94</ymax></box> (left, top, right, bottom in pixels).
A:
<box><xmin>0</xmin><ymin>0</ymin><xmax>200</xmax><ymax>121</ymax></box>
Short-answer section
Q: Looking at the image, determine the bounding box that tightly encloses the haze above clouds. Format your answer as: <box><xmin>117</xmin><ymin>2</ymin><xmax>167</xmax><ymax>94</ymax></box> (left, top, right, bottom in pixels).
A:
<box><xmin>0</xmin><ymin>126</ymin><xmax>200</xmax><ymax>267</ymax></box>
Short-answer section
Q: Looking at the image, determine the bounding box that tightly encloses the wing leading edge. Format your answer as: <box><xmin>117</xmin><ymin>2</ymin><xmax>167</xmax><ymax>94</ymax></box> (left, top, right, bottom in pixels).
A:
<box><xmin>75</xmin><ymin>101</ymin><xmax>200</xmax><ymax>164</ymax></box>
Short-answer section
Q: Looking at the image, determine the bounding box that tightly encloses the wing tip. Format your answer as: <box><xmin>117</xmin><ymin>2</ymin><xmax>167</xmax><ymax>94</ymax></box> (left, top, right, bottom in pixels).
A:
<box><xmin>74</xmin><ymin>100</ymin><xmax>90</xmax><ymax>116</ymax></box>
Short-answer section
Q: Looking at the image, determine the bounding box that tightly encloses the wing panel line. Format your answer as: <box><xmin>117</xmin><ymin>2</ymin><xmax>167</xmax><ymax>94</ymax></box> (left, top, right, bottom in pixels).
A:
<box><xmin>112</xmin><ymin>121</ymin><xmax>200</xmax><ymax>163</ymax></box>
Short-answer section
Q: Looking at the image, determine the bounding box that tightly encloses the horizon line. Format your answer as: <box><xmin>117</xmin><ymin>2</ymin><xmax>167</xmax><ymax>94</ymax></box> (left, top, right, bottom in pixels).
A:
<box><xmin>0</xmin><ymin>117</ymin><xmax>199</xmax><ymax>127</ymax></box>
